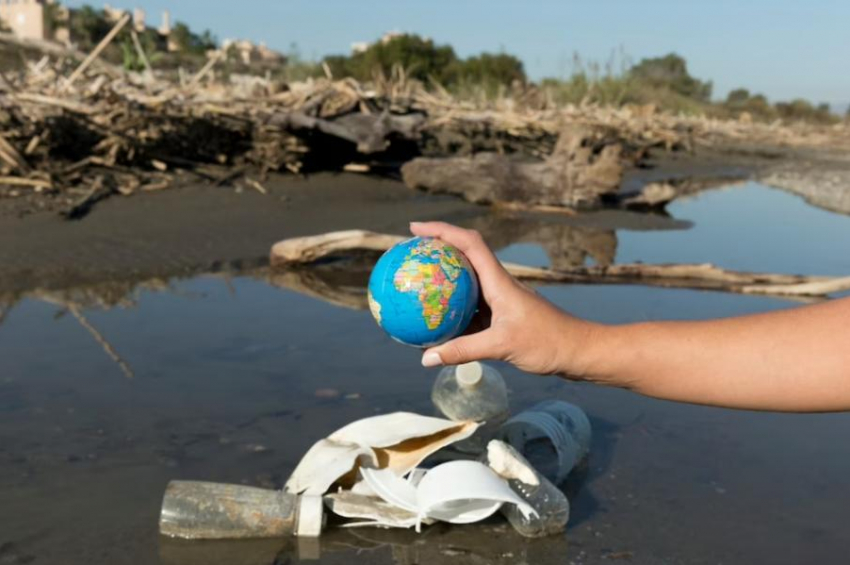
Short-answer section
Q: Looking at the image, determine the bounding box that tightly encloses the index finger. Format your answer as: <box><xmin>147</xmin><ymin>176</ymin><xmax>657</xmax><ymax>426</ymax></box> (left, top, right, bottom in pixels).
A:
<box><xmin>409</xmin><ymin>221</ymin><xmax>512</xmax><ymax>296</ymax></box>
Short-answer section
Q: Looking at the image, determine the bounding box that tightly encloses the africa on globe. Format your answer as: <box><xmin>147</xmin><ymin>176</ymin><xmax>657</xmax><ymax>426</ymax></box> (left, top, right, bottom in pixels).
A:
<box><xmin>367</xmin><ymin>236</ymin><xmax>480</xmax><ymax>347</ymax></box>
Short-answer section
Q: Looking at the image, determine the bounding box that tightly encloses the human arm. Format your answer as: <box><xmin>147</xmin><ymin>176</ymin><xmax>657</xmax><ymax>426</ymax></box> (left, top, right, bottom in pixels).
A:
<box><xmin>411</xmin><ymin>221</ymin><xmax>850</xmax><ymax>412</ymax></box>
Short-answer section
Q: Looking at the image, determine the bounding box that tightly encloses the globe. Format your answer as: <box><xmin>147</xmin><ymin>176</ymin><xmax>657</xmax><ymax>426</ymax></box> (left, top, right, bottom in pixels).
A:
<box><xmin>367</xmin><ymin>236</ymin><xmax>480</xmax><ymax>347</ymax></box>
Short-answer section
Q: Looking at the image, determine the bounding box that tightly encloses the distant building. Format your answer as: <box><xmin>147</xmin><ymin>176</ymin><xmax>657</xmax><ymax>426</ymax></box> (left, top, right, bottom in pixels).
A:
<box><xmin>220</xmin><ymin>38</ymin><xmax>285</xmax><ymax>65</ymax></box>
<box><xmin>102</xmin><ymin>3</ymin><xmax>125</xmax><ymax>23</ymax></box>
<box><xmin>351</xmin><ymin>31</ymin><xmax>413</xmax><ymax>54</ymax></box>
<box><xmin>350</xmin><ymin>41</ymin><xmax>369</xmax><ymax>55</ymax></box>
<box><xmin>0</xmin><ymin>0</ymin><xmax>68</xmax><ymax>41</ymax></box>
<box><xmin>159</xmin><ymin>9</ymin><xmax>170</xmax><ymax>36</ymax></box>
<box><xmin>132</xmin><ymin>7</ymin><xmax>144</xmax><ymax>32</ymax></box>
<box><xmin>380</xmin><ymin>30</ymin><xmax>404</xmax><ymax>44</ymax></box>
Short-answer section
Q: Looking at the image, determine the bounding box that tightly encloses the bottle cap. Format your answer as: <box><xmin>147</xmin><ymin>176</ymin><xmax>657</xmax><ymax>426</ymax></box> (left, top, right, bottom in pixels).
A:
<box><xmin>296</xmin><ymin>494</ymin><xmax>324</xmax><ymax>537</ymax></box>
<box><xmin>455</xmin><ymin>362</ymin><xmax>483</xmax><ymax>388</ymax></box>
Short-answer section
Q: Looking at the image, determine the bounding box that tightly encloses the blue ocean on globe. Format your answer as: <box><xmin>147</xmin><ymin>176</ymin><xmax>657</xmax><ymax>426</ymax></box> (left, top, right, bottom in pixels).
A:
<box><xmin>367</xmin><ymin>236</ymin><xmax>480</xmax><ymax>347</ymax></box>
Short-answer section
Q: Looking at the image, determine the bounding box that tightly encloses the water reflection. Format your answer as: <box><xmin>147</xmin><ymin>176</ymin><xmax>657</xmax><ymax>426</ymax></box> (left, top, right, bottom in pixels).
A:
<box><xmin>158</xmin><ymin>524</ymin><xmax>573</xmax><ymax>565</ymax></box>
<box><xmin>0</xmin><ymin>206</ymin><xmax>693</xmax><ymax>318</ymax></box>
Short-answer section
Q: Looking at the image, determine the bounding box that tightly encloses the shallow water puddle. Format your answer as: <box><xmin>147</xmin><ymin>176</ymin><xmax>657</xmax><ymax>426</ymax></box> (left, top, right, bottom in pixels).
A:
<box><xmin>1</xmin><ymin>182</ymin><xmax>850</xmax><ymax>564</ymax></box>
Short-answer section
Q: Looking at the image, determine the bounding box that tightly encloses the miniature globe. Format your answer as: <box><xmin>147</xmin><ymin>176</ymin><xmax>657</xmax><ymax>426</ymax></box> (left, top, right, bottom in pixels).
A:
<box><xmin>368</xmin><ymin>236</ymin><xmax>480</xmax><ymax>347</ymax></box>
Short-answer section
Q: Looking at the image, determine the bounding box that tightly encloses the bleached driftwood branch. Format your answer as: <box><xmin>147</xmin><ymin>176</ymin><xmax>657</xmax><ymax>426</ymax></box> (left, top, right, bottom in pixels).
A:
<box><xmin>269</xmin><ymin>230</ymin><xmax>850</xmax><ymax>299</ymax></box>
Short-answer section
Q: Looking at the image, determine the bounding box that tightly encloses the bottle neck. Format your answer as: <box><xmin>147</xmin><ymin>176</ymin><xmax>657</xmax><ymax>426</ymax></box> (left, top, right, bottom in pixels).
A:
<box><xmin>456</xmin><ymin>361</ymin><xmax>484</xmax><ymax>389</ymax></box>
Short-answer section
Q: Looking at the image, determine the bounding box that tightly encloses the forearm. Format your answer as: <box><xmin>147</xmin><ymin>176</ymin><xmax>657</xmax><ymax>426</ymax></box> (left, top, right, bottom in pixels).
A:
<box><xmin>574</xmin><ymin>297</ymin><xmax>850</xmax><ymax>412</ymax></box>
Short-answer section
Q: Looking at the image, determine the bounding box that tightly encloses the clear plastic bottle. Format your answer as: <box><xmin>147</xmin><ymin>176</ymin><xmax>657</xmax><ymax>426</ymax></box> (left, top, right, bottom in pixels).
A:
<box><xmin>486</xmin><ymin>440</ymin><xmax>570</xmax><ymax>538</ymax></box>
<box><xmin>431</xmin><ymin>361</ymin><xmax>509</xmax><ymax>453</ymax></box>
<box><xmin>159</xmin><ymin>480</ymin><xmax>323</xmax><ymax>539</ymax></box>
<box><xmin>496</xmin><ymin>400</ymin><xmax>591</xmax><ymax>485</ymax></box>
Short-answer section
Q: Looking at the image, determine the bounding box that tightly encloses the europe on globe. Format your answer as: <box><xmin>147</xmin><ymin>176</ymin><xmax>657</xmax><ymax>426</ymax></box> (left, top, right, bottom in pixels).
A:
<box><xmin>367</xmin><ymin>236</ymin><xmax>480</xmax><ymax>347</ymax></box>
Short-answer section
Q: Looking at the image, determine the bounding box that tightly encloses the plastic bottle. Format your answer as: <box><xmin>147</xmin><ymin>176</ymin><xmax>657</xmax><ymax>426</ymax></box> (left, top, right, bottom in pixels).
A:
<box><xmin>159</xmin><ymin>480</ymin><xmax>323</xmax><ymax>539</ymax></box>
<box><xmin>431</xmin><ymin>361</ymin><xmax>509</xmax><ymax>453</ymax></box>
<box><xmin>496</xmin><ymin>400</ymin><xmax>591</xmax><ymax>485</ymax></box>
<box><xmin>486</xmin><ymin>440</ymin><xmax>570</xmax><ymax>538</ymax></box>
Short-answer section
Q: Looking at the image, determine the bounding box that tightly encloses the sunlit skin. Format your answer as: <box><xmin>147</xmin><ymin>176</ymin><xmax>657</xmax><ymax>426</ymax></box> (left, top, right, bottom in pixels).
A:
<box><xmin>412</xmin><ymin>221</ymin><xmax>850</xmax><ymax>413</ymax></box>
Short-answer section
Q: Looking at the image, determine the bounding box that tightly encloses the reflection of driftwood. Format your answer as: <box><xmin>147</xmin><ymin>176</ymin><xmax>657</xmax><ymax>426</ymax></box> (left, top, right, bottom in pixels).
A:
<box><xmin>68</xmin><ymin>305</ymin><xmax>135</xmax><ymax>379</ymax></box>
<box><xmin>463</xmin><ymin>214</ymin><xmax>620</xmax><ymax>269</ymax></box>
<box><xmin>269</xmin><ymin>230</ymin><xmax>850</xmax><ymax>299</ymax></box>
<box><xmin>266</xmin><ymin>268</ymin><xmax>369</xmax><ymax>310</ymax></box>
<box><xmin>402</xmin><ymin>125</ymin><xmax>623</xmax><ymax>208</ymax></box>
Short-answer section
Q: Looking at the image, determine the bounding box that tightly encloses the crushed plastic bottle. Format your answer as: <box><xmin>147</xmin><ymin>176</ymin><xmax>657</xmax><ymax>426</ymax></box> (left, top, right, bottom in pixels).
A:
<box><xmin>431</xmin><ymin>361</ymin><xmax>509</xmax><ymax>453</ymax></box>
<box><xmin>496</xmin><ymin>400</ymin><xmax>591</xmax><ymax>485</ymax></box>
<box><xmin>159</xmin><ymin>480</ymin><xmax>323</xmax><ymax>539</ymax></box>
<box><xmin>486</xmin><ymin>440</ymin><xmax>570</xmax><ymax>537</ymax></box>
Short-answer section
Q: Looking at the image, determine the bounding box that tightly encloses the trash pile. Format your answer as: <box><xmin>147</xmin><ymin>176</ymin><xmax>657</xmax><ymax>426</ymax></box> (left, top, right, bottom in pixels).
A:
<box><xmin>159</xmin><ymin>361</ymin><xmax>591</xmax><ymax>540</ymax></box>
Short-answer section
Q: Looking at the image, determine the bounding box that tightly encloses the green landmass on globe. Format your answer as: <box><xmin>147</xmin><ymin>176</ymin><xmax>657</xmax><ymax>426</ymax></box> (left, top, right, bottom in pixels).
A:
<box><xmin>392</xmin><ymin>239</ymin><xmax>464</xmax><ymax>330</ymax></box>
<box><xmin>367</xmin><ymin>236</ymin><xmax>479</xmax><ymax>347</ymax></box>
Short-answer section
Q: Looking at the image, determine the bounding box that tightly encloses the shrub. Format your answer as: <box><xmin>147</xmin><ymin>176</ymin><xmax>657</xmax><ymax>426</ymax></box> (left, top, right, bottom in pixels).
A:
<box><xmin>629</xmin><ymin>53</ymin><xmax>712</xmax><ymax>102</ymax></box>
<box><xmin>774</xmin><ymin>98</ymin><xmax>836</xmax><ymax>124</ymax></box>
<box><xmin>323</xmin><ymin>34</ymin><xmax>525</xmax><ymax>90</ymax></box>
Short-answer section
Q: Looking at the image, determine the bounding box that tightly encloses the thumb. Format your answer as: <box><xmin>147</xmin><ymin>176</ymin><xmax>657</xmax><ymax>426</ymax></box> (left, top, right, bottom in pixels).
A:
<box><xmin>421</xmin><ymin>330</ymin><xmax>499</xmax><ymax>367</ymax></box>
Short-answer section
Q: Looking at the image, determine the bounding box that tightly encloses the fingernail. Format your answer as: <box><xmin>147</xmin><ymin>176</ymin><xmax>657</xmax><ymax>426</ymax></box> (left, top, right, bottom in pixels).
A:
<box><xmin>409</xmin><ymin>221</ymin><xmax>423</xmax><ymax>228</ymax></box>
<box><xmin>421</xmin><ymin>352</ymin><xmax>443</xmax><ymax>367</ymax></box>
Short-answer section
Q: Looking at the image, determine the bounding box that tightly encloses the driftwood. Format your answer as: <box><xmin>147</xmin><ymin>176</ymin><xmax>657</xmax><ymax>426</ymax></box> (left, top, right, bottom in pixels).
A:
<box><xmin>64</xmin><ymin>13</ymin><xmax>130</xmax><ymax>88</ymax></box>
<box><xmin>270</xmin><ymin>230</ymin><xmax>405</xmax><ymax>266</ymax></box>
<box><xmin>269</xmin><ymin>230</ymin><xmax>850</xmax><ymax>299</ymax></box>
<box><xmin>402</xmin><ymin>124</ymin><xmax>624</xmax><ymax>208</ymax></box>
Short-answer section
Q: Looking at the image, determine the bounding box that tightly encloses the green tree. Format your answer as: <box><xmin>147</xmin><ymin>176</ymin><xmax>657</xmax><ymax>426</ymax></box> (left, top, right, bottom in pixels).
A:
<box><xmin>629</xmin><ymin>53</ymin><xmax>712</xmax><ymax>101</ymax></box>
<box><xmin>324</xmin><ymin>34</ymin><xmax>459</xmax><ymax>83</ymax></box>
<box><xmin>170</xmin><ymin>22</ymin><xmax>216</xmax><ymax>55</ymax></box>
<box><xmin>69</xmin><ymin>6</ymin><xmax>111</xmax><ymax>49</ymax></box>
<box><xmin>453</xmin><ymin>52</ymin><xmax>526</xmax><ymax>87</ymax></box>
<box><xmin>726</xmin><ymin>88</ymin><xmax>750</xmax><ymax>105</ymax></box>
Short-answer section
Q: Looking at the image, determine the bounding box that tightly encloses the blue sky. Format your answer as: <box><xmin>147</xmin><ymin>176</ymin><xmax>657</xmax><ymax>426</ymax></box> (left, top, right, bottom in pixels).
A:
<box><xmin>66</xmin><ymin>0</ymin><xmax>849</xmax><ymax>106</ymax></box>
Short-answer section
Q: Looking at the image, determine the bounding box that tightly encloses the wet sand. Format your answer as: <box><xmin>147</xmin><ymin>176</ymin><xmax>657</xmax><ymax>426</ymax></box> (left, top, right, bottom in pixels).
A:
<box><xmin>0</xmin><ymin>171</ymin><xmax>695</xmax><ymax>299</ymax></box>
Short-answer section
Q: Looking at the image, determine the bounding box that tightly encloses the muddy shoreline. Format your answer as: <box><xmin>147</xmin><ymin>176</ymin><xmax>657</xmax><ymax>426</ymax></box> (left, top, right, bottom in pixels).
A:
<box><xmin>0</xmin><ymin>142</ymin><xmax>847</xmax><ymax>301</ymax></box>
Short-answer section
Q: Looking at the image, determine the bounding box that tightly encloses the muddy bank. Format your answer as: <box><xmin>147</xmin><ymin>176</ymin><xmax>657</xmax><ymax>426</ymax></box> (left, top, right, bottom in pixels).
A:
<box><xmin>0</xmin><ymin>173</ymin><xmax>479</xmax><ymax>295</ymax></box>
<box><xmin>758</xmin><ymin>147</ymin><xmax>850</xmax><ymax>215</ymax></box>
<box><xmin>1</xmin><ymin>140</ymin><xmax>846</xmax><ymax>303</ymax></box>
<box><xmin>0</xmin><ymin>170</ymin><xmax>698</xmax><ymax>301</ymax></box>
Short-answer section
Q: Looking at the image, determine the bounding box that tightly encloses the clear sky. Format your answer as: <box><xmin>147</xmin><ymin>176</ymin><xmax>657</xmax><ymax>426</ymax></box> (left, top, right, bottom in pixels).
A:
<box><xmin>66</xmin><ymin>0</ymin><xmax>849</xmax><ymax>106</ymax></box>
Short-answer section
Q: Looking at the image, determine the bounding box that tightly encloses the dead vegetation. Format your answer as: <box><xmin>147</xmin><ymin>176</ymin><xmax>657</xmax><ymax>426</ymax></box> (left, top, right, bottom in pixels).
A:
<box><xmin>0</xmin><ymin>24</ymin><xmax>848</xmax><ymax>217</ymax></box>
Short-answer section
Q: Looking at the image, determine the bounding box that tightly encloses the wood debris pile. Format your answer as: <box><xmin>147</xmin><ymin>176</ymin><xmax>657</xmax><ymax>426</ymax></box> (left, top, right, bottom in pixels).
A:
<box><xmin>0</xmin><ymin>30</ymin><xmax>847</xmax><ymax>217</ymax></box>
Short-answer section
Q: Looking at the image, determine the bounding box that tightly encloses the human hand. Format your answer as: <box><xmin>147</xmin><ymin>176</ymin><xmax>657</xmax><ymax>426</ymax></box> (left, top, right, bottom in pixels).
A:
<box><xmin>410</xmin><ymin>222</ymin><xmax>600</xmax><ymax>378</ymax></box>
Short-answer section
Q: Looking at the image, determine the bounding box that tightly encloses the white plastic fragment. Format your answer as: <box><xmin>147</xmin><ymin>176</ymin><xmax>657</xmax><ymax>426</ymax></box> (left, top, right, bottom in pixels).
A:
<box><xmin>486</xmin><ymin>440</ymin><xmax>540</xmax><ymax>486</ymax></box>
<box><xmin>325</xmin><ymin>491</ymin><xmax>429</xmax><ymax>529</ymax></box>
<box><xmin>285</xmin><ymin>412</ymin><xmax>479</xmax><ymax>495</ymax></box>
<box><xmin>361</xmin><ymin>461</ymin><xmax>537</xmax><ymax>532</ymax></box>
<box><xmin>296</xmin><ymin>495</ymin><xmax>324</xmax><ymax>537</ymax></box>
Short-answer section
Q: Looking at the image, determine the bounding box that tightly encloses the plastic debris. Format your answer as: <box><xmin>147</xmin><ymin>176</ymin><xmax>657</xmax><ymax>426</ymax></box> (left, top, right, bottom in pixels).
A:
<box><xmin>497</xmin><ymin>400</ymin><xmax>592</xmax><ymax>485</ymax></box>
<box><xmin>361</xmin><ymin>460</ymin><xmax>536</xmax><ymax>532</ymax></box>
<box><xmin>159</xmin><ymin>480</ymin><xmax>323</xmax><ymax>539</ymax></box>
<box><xmin>284</xmin><ymin>412</ymin><xmax>479</xmax><ymax>495</ymax></box>
<box><xmin>432</xmin><ymin>361</ymin><xmax>510</xmax><ymax>453</ymax></box>
<box><xmin>487</xmin><ymin>440</ymin><xmax>570</xmax><ymax>538</ymax></box>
